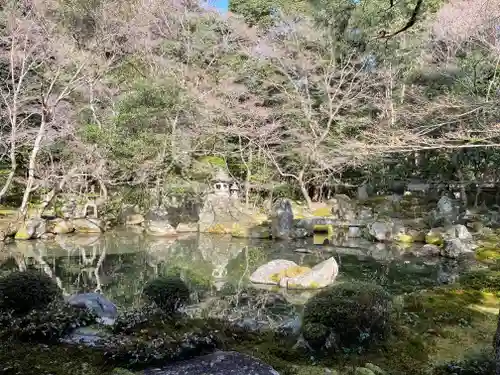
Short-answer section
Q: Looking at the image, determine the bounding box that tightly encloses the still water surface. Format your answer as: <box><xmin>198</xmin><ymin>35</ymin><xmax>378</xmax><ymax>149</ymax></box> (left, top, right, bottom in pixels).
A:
<box><xmin>0</xmin><ymin>231</ymin><xmax>479</xmax><ymax>310</ymax></box>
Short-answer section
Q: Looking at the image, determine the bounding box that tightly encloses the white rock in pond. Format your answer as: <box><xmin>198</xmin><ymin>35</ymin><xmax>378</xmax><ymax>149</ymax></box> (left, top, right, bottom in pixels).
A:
<box><xmin>281</xmin><ymin>257</ymin><xmax>339</xmax><ymax>289</ymax></box>
<box><xmin>445</xmin><ymin>224</ymin><xmax>472</xmax><ymax>241</ymax></box>
<box><xmin>250</xmin><ymin>259</ymin><xmax>298</xmax><ymax>285</ymax></box>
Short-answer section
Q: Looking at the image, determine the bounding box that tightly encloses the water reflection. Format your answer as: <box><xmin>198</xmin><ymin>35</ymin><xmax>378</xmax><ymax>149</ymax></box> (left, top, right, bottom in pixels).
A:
<box><xmin>0</xmin><ymin>232</ymin><xmax>478</xmax><ymax>309</ymax></box>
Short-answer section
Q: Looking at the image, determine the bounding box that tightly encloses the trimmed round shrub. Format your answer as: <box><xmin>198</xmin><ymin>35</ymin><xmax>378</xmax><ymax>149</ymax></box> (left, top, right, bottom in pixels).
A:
<box><xmin>302</xmin><ymin>282</ymin><xmax>393</xmax><ymax>351</ymax></box>
<box><xmin>0</xmin><ymin>270</ymin><xmax>62</xmax><ymax>314</ymax></box>
<box><xmin>142</xmin><ymin>276</ymin><xmax>190</xmax><ymax>313</ymax></box>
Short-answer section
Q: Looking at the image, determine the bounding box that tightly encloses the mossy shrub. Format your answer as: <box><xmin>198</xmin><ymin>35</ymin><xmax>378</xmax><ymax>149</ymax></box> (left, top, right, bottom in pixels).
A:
<box><xmin>104</xmin><ymin>325</ymin><xmax>219</xmax><ymax>368</ymax></box>
<box><xmin>0</xmin><ymin>270</ymin><xmax>62</xmax><ymax>314</ymax></box>
<box><xmin>302</xmin><ymin>282</ymin><xmax>393</xmax><ymax>351</ymax></box>
<box><xmin>460</xmin><ymin>269</ymin><xmax>500</xmax><ymax>293</ymax></box>
<box><xmin>433</xmin><ymin>351</ymin><xmax>494</xmax><ymax>375</ymax></box>
<box><xmin>112</xmin><ymin>304</ymin><xmax>161</xmax><ymax>334</ymax></box>
<box><xmin>0</xmin><ymin>300</ymin><xmax>96</xmax><ymax>341</ymax></box>
<box><xmin>142</xmin><ymin>276</ymin><xmax>190</xmax><ymax>313</ymax></box>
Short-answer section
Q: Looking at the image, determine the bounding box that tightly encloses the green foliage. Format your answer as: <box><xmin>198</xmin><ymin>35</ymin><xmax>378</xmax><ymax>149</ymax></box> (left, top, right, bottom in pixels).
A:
<box><xmin>302</xmin><ymin>282</ymin><xmax>393</xmax><ymax>351</ymax></box>
<box><xmin>199</xmin><ymin>156</ymin><xmax>226</xmax><ymax>167</ymax></box>
<box><xmin>56</xmin><ymin>0</ymin><xmax>102</xmax><ymax>44</ymax></box>
<box><xmin>0</xmin><ymin>300</ymin><xmax>97</xmax><ymax>341</ymax></box>
<box><xmin>103</xmin><ymin>318</ymin><xmax>221</xmax><ymax>368</ymax></box>
<box><xmin>112</xmin><ymin>305</ymin><xmax>162</xmax><ymax>334</ymax></box>
<box><xmin>433</xmin><ymin>351</ymin><xmax>495</xmax><ymax>375</ymax></box>
<box><xmin>229</xmin><ymin>0</ymin><xmax>312</xmax><ymax>27</ymax></box>
<box><xmin>142</xmin><ymin>276</ymin><xmax>191</xmax><ymax>313</ymax></box>
<box><xmin>0</xmin><ymin>271</ymin><xmax>63</xmax><ymax>314</ymax></box>
<box><xmin>460</xmin><ymin>270</ymin><xmax>500</xmax><ymax>293</ymax></box>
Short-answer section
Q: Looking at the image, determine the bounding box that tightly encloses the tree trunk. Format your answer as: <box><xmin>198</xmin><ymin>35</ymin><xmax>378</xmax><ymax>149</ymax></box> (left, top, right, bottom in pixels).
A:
<box><xmin>0</xmin><ymin>167</ymin><xmax>16</xmax><ymax>202</ymax></box>
<box><xmin>0</xmin><ymin>106</ymin><xmax>18</xmax><ymax>202</ymax></box>
<box><xmin>495</xmin><ymin>310</ymin><xmax>500</xmax><ymax>375</ymax></box>
<box><xmin>298</xmin><ymin>170</ymin><xmax>312</xmax><ymax>209</ymax></box>
<box><xmin>456</xmin><ymin>168</ymin><xmax>468</xmax><ymax>208</ymax></box>
<box><xmin>19</xmin><ymin>113</ymin><xmax>48</xmax><ymax>217</ymax></box>
<box><xmin>37</xmin><ymin>168</ymin><xmax>77</xmax><ymax>217</ymax></box>
<box><xmin>244</xmin><ymin>147</ymin><xmax>252</xmax><ymax>209</ymax></box>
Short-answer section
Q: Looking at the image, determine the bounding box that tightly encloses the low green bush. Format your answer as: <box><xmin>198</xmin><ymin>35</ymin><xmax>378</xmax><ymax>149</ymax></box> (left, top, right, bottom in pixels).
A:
<box><xmin>103</xmin><ymin>328</ymin><xmax>219</xmax><ymax>367</ymax></box>
<box><xmin>302</xmin><ymin>282</ymin><xmax>393</xmax><ymax>351</ymax></box>
<box><xmin>142</xmin><ymin>276</ymin><xmax>190</xmax><ymax>313</ymax></box>
<box><xmin>112</xmin><ymin>304</ymin><xmax>162</xmax><ymax>334</ymax></box>
<box><xmin>460</xmin><ymin>269</ymin><xmax>500</xmax><ymax>293</ymax></box>
<box><xmin>0</xmin><ymin>300</ymin><xmax>96</xmax><ymax>341</ymax></box>
<box><xmin>0</xmin><ymin>270</ymin><xmax>62</xmax><ymax>314</ymax></box>
<box><xmin>433</xmin><ymin>351</ymin><xmax>494</xmax><ymax>375</ymax></box>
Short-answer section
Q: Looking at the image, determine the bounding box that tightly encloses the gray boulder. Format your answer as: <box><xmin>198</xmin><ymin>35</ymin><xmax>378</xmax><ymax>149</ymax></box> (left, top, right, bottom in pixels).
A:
<box><xmin>411</xmin><ymin>244</ymin><xmax>440</xmax><ymax>257</ymax></box>
<box><xmin>73</xmin><ymin>218</ymin><xmax>104</xmax><ymax>233</ymax></box>
<box><xmin>437</xmin><ymin>259</ymin><xmax>460</xmax><ymax>284</ymax></box>
<box><xmin>432</xmin><ymin>196</ymin><xmax>464</xmax><ymax>226</ymax></box>
<box><xmin>143</xmin><ymin>351</ymin><xmax>280</xmax><ymax>375</ymax></box>
<box><xmin>441</xmin><ymin>238</ymin><xmax>474</xmax><ymax>259</ymax></box>
<box><xmin>271</xmin><ymin>199</ymin><xmax>293</xmax><ymax>240</ymax></box>
<box><xmin>445</xmin><ymin>224</ymin><xmax>472</xmax><ymax>241</ymax></box>
<box><xmin>366</xmin><ymin>220</ymin><xmax>404</xmax><ymax>242</ymax></box>
<box><xmin>67</xmin><ymin>292</ymin><xmax>118</xmax><ymax>325</ymax></box>
<box><xmin>330</xmin><ymin>194</ymin><xmax>356</xmax><ymax>221</ymax></box>
<box><xmin>145</xmin><ymin>207</ymin><xmax>177</xmax><ymax>236</ymax></box>
<box><xmin>357</xmin><ymin>185</ymin><xmax>369</xmax><ymax>200</ymax></box>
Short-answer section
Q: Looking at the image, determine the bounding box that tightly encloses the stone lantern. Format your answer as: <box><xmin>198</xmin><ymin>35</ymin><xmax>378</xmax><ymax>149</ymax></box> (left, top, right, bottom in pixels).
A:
<box><xmin>212</xmin><ymin>168</ymin><xmax>231</xmax><ymax>195</ymax></box>
<box><xmin>230</xmin><ymin>182</ymin><xmax>239</xmax><ymax>199</ymax></box>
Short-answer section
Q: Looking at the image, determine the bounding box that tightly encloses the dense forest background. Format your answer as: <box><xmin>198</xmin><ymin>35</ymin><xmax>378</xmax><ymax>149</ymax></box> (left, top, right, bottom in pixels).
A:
<box><xmin>0</xmin><ymin>0</ymin><xmax>499</xmax><ymax>215</ymax></box>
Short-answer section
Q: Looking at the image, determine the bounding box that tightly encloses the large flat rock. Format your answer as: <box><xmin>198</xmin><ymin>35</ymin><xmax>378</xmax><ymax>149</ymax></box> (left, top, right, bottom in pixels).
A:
<box><xmin>143</xmin><ymin>351</ymin><xmax>280</xmax><ymax>375</ymax></box>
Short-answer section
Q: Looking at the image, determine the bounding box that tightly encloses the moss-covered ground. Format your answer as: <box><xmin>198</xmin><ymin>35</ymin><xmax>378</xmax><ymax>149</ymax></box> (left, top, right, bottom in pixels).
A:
<box><xmin>1</xmin><ymin>273</ymin><xmax>498</xmax><ymax>375</ymax></box>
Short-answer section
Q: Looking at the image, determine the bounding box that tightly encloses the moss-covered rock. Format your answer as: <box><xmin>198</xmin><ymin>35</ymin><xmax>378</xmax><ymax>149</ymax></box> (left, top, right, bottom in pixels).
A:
<box><xmin>407</xmin><ymin>229</ymin><xmax>426</xmax><ymax>243</ymax></box>
<box><xmin>313</xmin><ymin>224</ymin><xmax>334</xmax><ymax>238</ymax></box>
<box><xmin>14</xmin><ymin>224</ymin><xmax>32</xmax><ymax>240</ymax></box>
<box><xmin>0</xmin><ymin>270</ymin><xmax>62</xmax><ymax>314</ymax></box>
<box><xmin>48</xmin><ymin>218</ymin><xmax>74</xmax><ymax>234</ymax></box>
<box><xmin>394</xmin><ymin>233</ymin><xmax>414</xmax><ymax>243</ymax></box>
<box><xmin>302</xmin><ymin>282</ymin><xmax>393</xmax><ymax>351</ymax></box>
<box><xmin>475</xmin><ymin>247</ymin><xmax>500</xmax><ymax>262</ymax></box>
<box><xmin>311</xmin><ymin>207</ymin><xmax>333</xmax><ymax>217</ymax></box>
<box><xmin>270</xmin><ymin>266</ymin><xmax>312</xmax><ymax>283</ymax></box>
<box><xmin>142</xmin><ymin>276</ymin><xmax>190</xmax><ymax>313</ymax></box>
<box><xmin>425</xmin><ymin>228</ymin><xmax>444</xmax><ymax>246</ymax></box>
<box><xmin>231</xmin><ymin>223</ymin><xmax>271</xmax><ymax>238</ymax></box>
<box><xmin>206</xmin><ymin>223</ymin><xmax>231</xmax><ymax>234</ymax></box>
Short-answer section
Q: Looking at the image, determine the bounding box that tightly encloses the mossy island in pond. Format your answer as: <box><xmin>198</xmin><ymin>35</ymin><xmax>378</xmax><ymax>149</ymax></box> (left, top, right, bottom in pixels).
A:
<box><xmin>142</xmin><ymin>275</ymin><xmax>191</xmax><ymax>313</ymax></box>
<box><xmin>302</xmin><ymin>282</ymin><xmax>394</xmax><ymax>352</ymax></box>
<box><xmin>0</xmin><ymin>270</ymin><xmax>62</xmax><ymax>314</ymax></box>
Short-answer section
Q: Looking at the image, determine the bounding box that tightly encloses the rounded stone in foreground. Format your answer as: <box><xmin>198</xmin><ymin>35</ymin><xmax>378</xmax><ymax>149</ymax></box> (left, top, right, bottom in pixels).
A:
<box><xmin>143</xmin><ymin>351</ymin><xmax>280</xmax><ymax>375</ymax></box>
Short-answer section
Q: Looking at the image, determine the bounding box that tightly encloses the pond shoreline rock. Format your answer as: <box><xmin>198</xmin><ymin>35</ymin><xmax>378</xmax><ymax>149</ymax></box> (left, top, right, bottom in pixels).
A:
<box><xmin>145</xmin><ymin>207</ymin><xmax>177</xmax><ymax>236</ymax></box>
<box><xmin>270</xmin><ymin>199</ymin><xmax>294</xmax><ymax>240</ymax></box>
<box><xmin>67</xmin><ymin>292</ymin><xmax>118</xmax><ymax>325</ymax></box>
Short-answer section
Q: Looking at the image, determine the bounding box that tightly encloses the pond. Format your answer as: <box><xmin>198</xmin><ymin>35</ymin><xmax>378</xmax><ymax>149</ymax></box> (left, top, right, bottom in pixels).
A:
<box><xmin>0</xmin><ymin>231</ymin><xmax>498</xmax><ymax>375</ymax></box>
<box><xmin>0</xmin><ymin>231</ymin><xmax>481</xmax><ymax>311</ymax></box>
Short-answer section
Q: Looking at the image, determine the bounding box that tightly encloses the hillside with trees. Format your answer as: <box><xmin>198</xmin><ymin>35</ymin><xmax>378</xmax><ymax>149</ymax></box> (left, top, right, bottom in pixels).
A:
<box><xmin>0</xmin><ymin>0</ymin><xmax>499</xmax><ymax>213</ymax></box>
